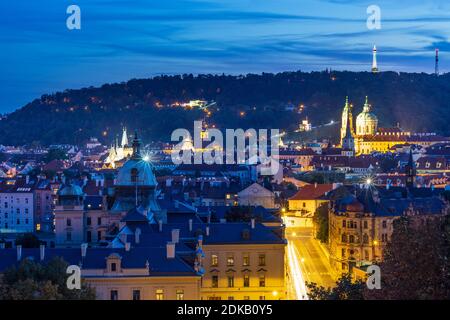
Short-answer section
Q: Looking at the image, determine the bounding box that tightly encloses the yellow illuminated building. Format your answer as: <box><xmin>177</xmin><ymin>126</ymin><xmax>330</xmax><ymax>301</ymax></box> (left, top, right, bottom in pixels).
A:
<box><xmin>340</xmin><ymin>97</ymin><xmax>450</xmax><ymax>155</ymax></box>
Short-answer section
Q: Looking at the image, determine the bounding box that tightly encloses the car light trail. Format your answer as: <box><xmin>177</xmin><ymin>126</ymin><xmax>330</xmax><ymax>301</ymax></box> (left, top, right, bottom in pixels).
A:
<box><xmin>287</xmin><ymin>242</ymin><xmax>309</xmax><ymax>300</ymax></box>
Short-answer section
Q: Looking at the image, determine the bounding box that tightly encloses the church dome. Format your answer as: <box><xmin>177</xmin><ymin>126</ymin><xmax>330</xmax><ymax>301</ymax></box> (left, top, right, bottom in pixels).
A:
<box><xmin>116</xmin><ymin>132</ymin><xmax>157</xmax><ymax>187</ymax></box>
<box><xmin>58</xmin><ymin>184</ymin><xmax>84</xmax><ymax>196</ymax></box>
<box><xmin>356</xmin><ymin>96</ymin><xmax>378</xmax><ymax>136</ymax></box>
<box><xmin>116</xmin><ymin>158</ymin><xmax>157</xmax><ymax>187</ymax></box>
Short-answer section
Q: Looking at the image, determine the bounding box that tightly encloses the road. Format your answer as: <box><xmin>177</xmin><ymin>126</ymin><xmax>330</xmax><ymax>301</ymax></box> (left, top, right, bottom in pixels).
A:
<box><xmin>286</xmin><ymin>227</ymin><xmax>336</xmax><ymax>299</ymax></box>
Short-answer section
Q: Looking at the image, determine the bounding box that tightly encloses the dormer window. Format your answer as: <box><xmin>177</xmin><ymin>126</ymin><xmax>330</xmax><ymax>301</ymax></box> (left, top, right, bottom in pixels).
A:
<box><xmin>106</xmin><ymin>253</ymin><xmax>122</xmax><ymax>273</ymax></box>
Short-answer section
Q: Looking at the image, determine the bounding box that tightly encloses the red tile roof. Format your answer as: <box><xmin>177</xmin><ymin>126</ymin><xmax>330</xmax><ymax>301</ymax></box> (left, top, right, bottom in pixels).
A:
<box><xmin>289</xmin><ymin>184</ymin><xmax>334</xmax><ymax>200</ymax></box>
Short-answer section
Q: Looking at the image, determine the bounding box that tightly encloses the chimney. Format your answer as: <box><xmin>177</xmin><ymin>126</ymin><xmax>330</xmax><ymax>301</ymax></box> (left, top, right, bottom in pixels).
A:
<box><xmin>166</xmin><ymin>242</ymin><xmax>175</xmax><ymax>259</ymax></box>
<box><xmin>251</xmin><ymin>218</ymin><xmax>256</xmax><ymax>229</ymax></box>
<box><xmin>16</xmin><ymin>245</ymin><xmax>22</xmax><ymax>261</ymax></box>
<box><xmin>158</xmin><ymin>220</ymin><xmax>163</xmax><ymax>232</ymax></box>
<box><xmin>39</xmin><ymin>244</ymin><xmax>45</xmax><ymax>261</ymax></box>
<box><xmin>135</xmin><ymin>228</ymin><xmax>141</xmax><ymax>244</ymax></box>
<box><xmin>81</xmin><ymin>243</ymin><xmax>87</xmax><ymax>258</ymax></box>
<box><xmin>125</xmin><ymin>242</ymin><xmax>131</xmax><ymax>251</ymax></box>
<box><xmin>188</xmin><ymin>219</ymin><xmax>193</xmax><ymax>232</ymax></box>
<box><xmin>205</xmin><ymin>226</ymin><xmax>210</xmax><ymax>237</ymax></box>
<box><xmin>172</xmin><ymin>229</ymin><xmax>180</xmax><ymax>244</ymax></box>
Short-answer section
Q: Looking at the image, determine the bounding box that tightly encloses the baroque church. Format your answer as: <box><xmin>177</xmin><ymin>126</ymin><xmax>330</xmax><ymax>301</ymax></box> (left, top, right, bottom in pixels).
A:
<box><xmin>339</xmin><ymin>96</ymin><xmax>450</xmax><ymax>155</ymax></box>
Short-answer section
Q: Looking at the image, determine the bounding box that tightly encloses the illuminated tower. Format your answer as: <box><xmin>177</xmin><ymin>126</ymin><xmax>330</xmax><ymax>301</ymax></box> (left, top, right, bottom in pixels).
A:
<box><xmin>371</xmin><ymin>45</ymin><xmax>379</xmax><ymax>73</ymax></box>
<box><xmin>340</xmin><ymin>96</ymin><xmax>354</xmax><ymax>145</ymax></box>
<box><xmin>435</xmin><ymin>48</ymin><xmax>439</xmax><ymax>76</ymax></box>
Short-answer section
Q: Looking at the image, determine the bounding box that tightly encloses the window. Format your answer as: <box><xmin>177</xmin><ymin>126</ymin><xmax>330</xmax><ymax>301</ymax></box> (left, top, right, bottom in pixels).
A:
<box><xmin>155</xmin><ymin>289</ymin><xmax>164</xmax><ymax>300</ymax></box>
<box><xmin>97</xmin><ymin>231</ymin><xmax>102</xmax><ymax>241</ymax></box>
<box><xmin>176</xmin><ymin>290</ymin><xmax>184</xmax><ymax>300</ymax></box>
<box><xmin>258</xmin><ymin>254</ymin><xmax>266</xmax><ymax>266</ymax></box>
<box><xmin>132</xmin><ymin>290</ymin><xmax>141</xmax><ymax>301</ymax></box>
<box><xmin>212</xmin><ymin>275</ymin><xmax>219</xmax><ymax>288</ymax></box>
<box><xmin>363</xmin><ymin>221</ymin><xmax>368</xmax><ymax>229</ymax></box>
<box><xmin>341</xmin><ymin>248</ymin><xmax>346</xmax><ymax>258</ymax></box>
<box><xmin>97</xmin><ymin>217</ymin><xmax>102</xmax><ymax>226</ymax></box>
<box><xmin>86</xmin><ymin>231</ymin><xmax>92</xmax><ymax>243</ymax></box>
<box><xmin>342</xmin><ymin>220</ymin><xmax>346</xmax><ymax>228</ymax></box>
<box><xmin>227</xmin><ymin>276</ymin><xmax>234</xmax><ymax>288</ymax></box>
<box><xmin>111</xmin><ymin>263</ymin><xmax>117</xmax><ymax>272</ymax></box>
<box><xmin>243</xmin><ymin>254</ymin><xmax>250</xmax><ymax>266</ymax></box>
<box><xmin>363</xmin><ymin>234</ymin><xmax>369</xmax><ymax>244</ymax></box>
<box><xmin>243</xmin><ymin>275</ymin><xmax>250</xmax><ymax>287</ymax></box>
<box><xmin>25</xmin><ymin>208</ymin><xmax>29</xmax><ymax>214</ymax></box>
<box><xmin>382</xmin><ymin>220</ymin><xmax>387</xmax><ymax>229</ymax></box>
<box><xmin>302</xmin><ymin>202</ymin><xmax>306</xmax><ymax>208</ymax></box>
<box><xmin>228</xmin><ymin>296</ymin><xmax>234</xmax><ymax>300</ymax></box>
<box><xmin>365</xmin><ymin>250</ymin><xmax>370</xmax><ymax>260</ymax></box>
<box><xmin>349</xmin><ymin>235</ymin><xmax>355</xmax><ymax>243</ymax></box>
<box><xmin>341</xmin><ymin>234</ymin><xmax>347</xmax><ymax>243</ymax></box>
<box><xmin>259</xmin><ymin>296</ymin><xmax>266</xmax><ymax>300</ymax></box>
<box><xmin>259</xmin><ymin>275</ymin><xmax>266</xmax><ymax>287</ymax></box>
<box><xmin>131</xmin><ymin>168</ymin><xmax>139</xmax><ymax>183</ymax></box>
<box><xmin>110</xmin><ymin>290</ymin><xmax>118</xmax><ymax>300</ymax></box>
<box><xmin>66</xmin><ymin>232</ymin><xmax>72</xmax><ymax>241</ymax></box>
<box><xmin>227</xmin><ymin>255</ymin><xmax>234</xmax><ymax>266</ymax></box>
<box><xmin>86</xmin><ymin>217</ymin><xmax>91</xmax><ymax>226</ymax></box>
<box><xmin>16</xmin><ymin>219</ymin><xmax>20</xmax><ymax>225</ymax></box>
<box><xmin>211</xmin><ymin>254</ymin><xmax>218</xmax><ymax>267</ymax></box>
<box><xmin>66</xmin><ymin>218</ymin><xmax>71</xmax><ymax>227</ymax></box>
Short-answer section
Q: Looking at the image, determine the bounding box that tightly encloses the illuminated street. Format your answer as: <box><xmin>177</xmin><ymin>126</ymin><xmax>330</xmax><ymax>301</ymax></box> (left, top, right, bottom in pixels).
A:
<box><xmin>287</xmin><ymin>227</ymin><xmax>337</xmax><ymax>296</ymax></box>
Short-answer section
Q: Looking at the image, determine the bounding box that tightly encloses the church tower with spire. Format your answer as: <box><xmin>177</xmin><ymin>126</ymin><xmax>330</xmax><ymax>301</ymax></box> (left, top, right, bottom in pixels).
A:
<box><xmin>340</xmin><ymin>96</ymin><xmax>354</xmax><ymax>145</ymax></box>
<box><xmin>341</xmin><ymin>101</ymin><xmax>355</xmax><ymax>156</ymax></box>
<box><xmin>405</xmin><ymin>149</ymin><xmax>416</xmax><ymax>188</ymax></box>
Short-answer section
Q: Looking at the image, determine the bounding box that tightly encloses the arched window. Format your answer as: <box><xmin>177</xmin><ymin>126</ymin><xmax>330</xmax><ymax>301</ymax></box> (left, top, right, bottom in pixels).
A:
<box><xmin>131</xmin><ymin>168</ymin><xmax>138</xmax><ymax>183</ymax></box>
<box><xmin>341</xmin><ymin>234</ymin><xmax>347</xmax><ymax>243</ymax></box>
<box><xmin>349</xmin><ymin>235</ymin><xmax>355</xmax><ymax>243</ymax></box>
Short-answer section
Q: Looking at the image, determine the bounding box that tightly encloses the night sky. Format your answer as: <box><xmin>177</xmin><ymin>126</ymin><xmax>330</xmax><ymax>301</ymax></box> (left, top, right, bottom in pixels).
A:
<box><xmin>1</xmin><ymin>0</ymin><xmax>450</xmax><ymax>112</ymax></box>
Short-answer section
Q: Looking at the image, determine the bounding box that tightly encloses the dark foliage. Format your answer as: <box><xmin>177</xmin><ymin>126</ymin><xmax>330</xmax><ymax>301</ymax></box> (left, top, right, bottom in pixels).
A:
<box><xmin>1</xmin><ymin>71</ymin><xmax>449</xmax><ymax>145</ymax></box>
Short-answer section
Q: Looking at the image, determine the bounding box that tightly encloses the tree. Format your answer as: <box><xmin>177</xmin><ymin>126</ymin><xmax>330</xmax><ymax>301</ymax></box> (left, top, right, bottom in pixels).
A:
<box><xmin>364</xmin><ymin>216</ymin><xmax>450</xmax><ymax>300</ymax></box>
<box><xmin>0</xmin><ymin>257</ymin><xmax>96</xmax><ymax>300</ymax></box>
<box><xmin>44</xmin><ymin>148</ymin><xmax>67</xmax><ymax>163</ymax></box>
<box><xmin>313</xmin><ymin>203</ymin><xmax>329</xmax><ymax>243</ymax></box>
<box><xmin>306</xmin><ymin>274</ymin><xmax>365</xmax><ymax>300</ymax></box>
<box><xmin>15</xmin><ymin>233</ymin><xmax>41</xmax><ymax>248</ymax></box>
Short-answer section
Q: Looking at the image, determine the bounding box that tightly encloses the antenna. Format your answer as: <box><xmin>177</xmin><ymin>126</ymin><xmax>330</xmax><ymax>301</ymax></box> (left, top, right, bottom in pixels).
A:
<box><xmin>435</xmin><ymin>48</ymin><xmax>439</xmax><ymax>76</ymax></box>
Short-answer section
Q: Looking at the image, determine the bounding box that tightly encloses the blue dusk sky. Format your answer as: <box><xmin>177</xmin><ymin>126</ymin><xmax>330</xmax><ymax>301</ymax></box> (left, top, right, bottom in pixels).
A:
<box><xmin>1</xmin><ymin>0</ymin><xmax>450</xmax><ymax>113</ymax></box>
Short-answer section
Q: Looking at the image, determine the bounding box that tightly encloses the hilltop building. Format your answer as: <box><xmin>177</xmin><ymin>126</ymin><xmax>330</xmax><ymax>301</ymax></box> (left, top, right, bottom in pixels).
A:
<box><xmin>339</xmin><ymin>97</ymin><xmax>450</xmax><ymax>155</ymax></box>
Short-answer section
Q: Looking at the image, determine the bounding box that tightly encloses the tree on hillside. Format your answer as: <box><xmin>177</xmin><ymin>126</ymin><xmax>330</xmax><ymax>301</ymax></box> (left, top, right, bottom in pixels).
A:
<box><xmin>0</xmin><ymin>257</ymin><xmax>96</xmax><ymax>300</ymax></box>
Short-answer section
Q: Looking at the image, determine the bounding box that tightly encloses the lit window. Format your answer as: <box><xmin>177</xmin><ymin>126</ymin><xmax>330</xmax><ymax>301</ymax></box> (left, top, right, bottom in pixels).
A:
<box><xmin>110</xmin><ymin>290</ymin><xmax>118</xmax><ymax>300</ymax></box>
<box><xmin>258</xmin><ymin>254</ymin><xmax>266</xmax><ymax>266</ymax></box>
<box><xmin>155</xmin><ymin>289</ymin><xmax>164</xmax><ymax>300</ymax></box>
<box><xmin>243</xmin><ymin>275</ymin><xmax>250</xmax><ymax>287</ymax></box>
<box><xmin>243</xmin><ymin>254</ymin><xmax>250</xmax><ymax>266</ymax></box>
<box><xmin>227</xmin><ymin>276</ymin><xmax>234</xmax><ymax>288</ymax></box>
<box><xmin>176</xmin><ymin>290</ymin><xmax>184</xmax><ymax>300</ymax></box>
<box><xmin>259</xmin><ymin>275</ymin><xmax>266</xmax><ymax>287</ymax></box>
<box><xmin>227</xmin><ymin>255</ymin><xmax>234</xmax><ymax>266</ymax></box>
<box><xmin>211</xmin><ymin>275</ymin><xmax>219</xmax><ymax>288</ymax></box>
<box><xmin>211</xmin><ymin>254</ymin><xmax>218</xmax><ymax>267</ymax></box>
